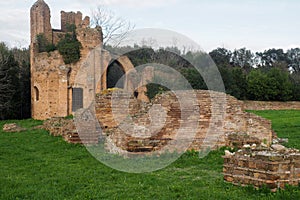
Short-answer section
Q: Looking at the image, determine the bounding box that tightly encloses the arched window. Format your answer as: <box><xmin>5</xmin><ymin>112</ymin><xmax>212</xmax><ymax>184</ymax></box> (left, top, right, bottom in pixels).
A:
<box><xmin>107</xmin><ymin>61</ymin><xmax>125</xmax><ymax>89</ymax></box>
<box><xmin>34</xmin><ymin>86</ymin><xmax>39</xmax><ymax>101</ymax></box>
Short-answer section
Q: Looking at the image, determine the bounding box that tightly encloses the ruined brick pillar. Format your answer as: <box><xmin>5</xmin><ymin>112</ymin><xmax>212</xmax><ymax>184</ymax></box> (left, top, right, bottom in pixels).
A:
<box><xmin>30</xmin><ymin>0</ymin><xmax>52</xmax><ymax>45</ymax></box>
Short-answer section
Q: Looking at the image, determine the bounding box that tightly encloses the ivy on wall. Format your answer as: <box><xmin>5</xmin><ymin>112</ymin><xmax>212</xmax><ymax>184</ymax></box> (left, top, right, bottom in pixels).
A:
<box><xmin>57</xmin><ymin>24</ymin><xmax>82</xmax><ymax>64</ymax></box>
<box><xmin>36</xmin><ymin>34</ymin><xmax>56</xmax><ymax>53</ymax></box>
<box><xmin>36</xmin><ymin>24</ymin><xmax>82</xmax><ymax>64</ymax></box>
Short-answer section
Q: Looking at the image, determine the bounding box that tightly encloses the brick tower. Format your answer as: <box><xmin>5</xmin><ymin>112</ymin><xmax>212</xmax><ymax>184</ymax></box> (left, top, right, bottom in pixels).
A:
<box><xmin>30</xmin><ymin>0</ymin><xmax>52</xmax><ymax>47</ymax></box>
<box><xmin>30</xmin><ymin>0</ymin><xmax>103</xmax><ymax>120</ymax></box>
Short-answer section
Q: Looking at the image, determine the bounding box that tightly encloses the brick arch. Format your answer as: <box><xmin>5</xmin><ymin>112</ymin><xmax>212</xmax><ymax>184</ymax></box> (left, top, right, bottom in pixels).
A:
<box><xmin>101</xmin><ymin>55</ymin><xmax>137</xmax><ymax>91</ymax></box>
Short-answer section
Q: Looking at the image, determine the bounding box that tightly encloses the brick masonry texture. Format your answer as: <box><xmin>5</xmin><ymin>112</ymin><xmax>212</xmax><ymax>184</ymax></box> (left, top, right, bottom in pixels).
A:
<box><xmin>223</xmin><ymin>147</ymin><xmax>300</xmax><ymax>191</ymax></box>
<box><xmin>243</xmin><ymin>101</ymin><xmax>300</xmax><ymax>110</ymax></box>
<box><xmin>95</xmin><ymin>89</ymin><xmax>272</xmax><ymax>153</ymax></box>
<box><xmin>30</xmin><ymin>1</ymin><xmax>141</xmax><ymax>120</ymax></box>
<box><xmin>30</xmin><ymin>0</ymin><xmax>102</xmax><ymax>120</ymax></box>
<box><xmin>30</xmin><ymin>1</ymin><xmax>276</xmax><ymax>155</ymax></box>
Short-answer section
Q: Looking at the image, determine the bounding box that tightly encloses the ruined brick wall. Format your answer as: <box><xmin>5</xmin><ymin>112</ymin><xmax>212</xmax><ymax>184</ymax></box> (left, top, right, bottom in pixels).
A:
<box><xmin>30</xmin><ymin>0</ymin><xmax>52</xmax><ymax>44</ymax></box>
<box><xmin>223</xmin><ymin>148</ymin><xmax>300</xmax><ymax>191</ymax></box>
<box><xmin>31</xmin><ymin>51</ymin><xmax>69</xmax><ymax>119</ymax></box>
<box><xmin>30</xmin><ymin>0</ymin><xmax>103</xmax><ymax>120</ymax></box>
<box><xmin>95</xmin><ymin>90</ymin><xmax>272</xmax><ymax>153</ymax></box>
<box><xmin>243</xmin><ymin>101</ymin><xmax>300</xmax><ymax>110</ymax></box>
<box><xmin>31</xmin><ymin>43</ymin><xmax>106</xmax><ymax>120</ymax></box>
<box><xmin>51</xmin><ymin>30</ymin><xmax>65</xmax><ymax>45</ymax></box>
<box><xmin>61</xmin><ymin>11</ymin><xmax>83</xmax><ymax>32</ymax></box>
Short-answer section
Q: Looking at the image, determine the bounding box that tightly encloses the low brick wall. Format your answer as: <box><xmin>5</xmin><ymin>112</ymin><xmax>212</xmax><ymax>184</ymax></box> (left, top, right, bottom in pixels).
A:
<box><xmin>223</xmin><ymin>149</ymin><xmax>300</xmax><ymax>190</ymax></box>
<box><xmin>243</xmin><ymin>101</ymin><xmax>300</xmax><ymax>111</ymax></box>
<box><xmin>95</xmin><ymin>89</ymin><xmax>273</xmax><ymax>153</ymax></box>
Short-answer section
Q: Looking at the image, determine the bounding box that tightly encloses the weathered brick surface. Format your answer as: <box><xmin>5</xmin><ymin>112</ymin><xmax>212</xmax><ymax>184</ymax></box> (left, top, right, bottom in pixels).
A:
<box><xmin>223</xmin><ymin>148</ymin><xmax>300</xmax><ymax>190</ymax></box>
<box><xmin>243</xmin><ymin>101</ymin><xmax>300</xmax><ymax>110</ymax></box>
<box><xmin>42</xmin><ymin>117</ymin><xmax>99</xmax><ymax>144</ymax></box>
<box><xmin>95</xmin><ymin>89</ymin><xmax>272</xmax><ymax>153</ymax></box>
<box><xmin>30</xmin><ymin>1</ymin><xmax>139</xmax><ymax>120</ymax></box>
<box><xmin>30</xmin><ymin>1</ymin><xmax>102</xmax><ymax>120</ymax></box>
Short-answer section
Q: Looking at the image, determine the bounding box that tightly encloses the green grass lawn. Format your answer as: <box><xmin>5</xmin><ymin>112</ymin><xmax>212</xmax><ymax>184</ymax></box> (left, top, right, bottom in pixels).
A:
<box><xmin>249</xmin><ymin>110</ymin><xmax>300</xmax><ymax>149</ymax></box>
<box><xmin>1</xmin><ymin>111</ymin><xmax>300</xmax><ymax>200</ymax></box>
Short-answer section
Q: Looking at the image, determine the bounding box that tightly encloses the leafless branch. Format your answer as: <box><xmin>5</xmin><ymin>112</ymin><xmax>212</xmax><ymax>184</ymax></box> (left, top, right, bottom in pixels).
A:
<box><xmin>91</xmin><ymin>6</ymin><xmax>135</xmax><ymax>47</ymax></box>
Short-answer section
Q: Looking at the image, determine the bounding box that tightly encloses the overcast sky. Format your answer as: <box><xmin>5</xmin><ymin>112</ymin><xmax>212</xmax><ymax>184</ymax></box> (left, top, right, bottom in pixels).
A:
<box><xmin>0</xmin><ymin>0</ymin><xmax>299</xmax><ymax>52</ymax></box>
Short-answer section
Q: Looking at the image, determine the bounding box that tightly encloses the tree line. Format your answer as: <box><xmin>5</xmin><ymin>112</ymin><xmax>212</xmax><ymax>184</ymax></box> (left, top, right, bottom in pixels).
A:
<box><xmin>209</xmin><ymin>47</ymin><xmax>299</xmax><ymax>101</ymax></box>
<box><xmin>114</xmin><ymin>45</ymin><xmax>299</xmax><ymax>101</ymax></box>
<box><xmin>0</xmin><ymin>42</ymin><xmax>299</xmax><ymax>120</ymax></box>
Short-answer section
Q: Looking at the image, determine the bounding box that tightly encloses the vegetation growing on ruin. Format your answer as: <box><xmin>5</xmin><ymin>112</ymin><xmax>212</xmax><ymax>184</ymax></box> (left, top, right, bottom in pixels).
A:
<box><xmin>57</xmin><ymin>24</ymin><xmax>82</xmax><ymax>64</ymax></box>
<box><xmin>1</xmin><ymin>110</ymin><xmax>300</xmax><ymax>199</ymax></box>
<box><xmin>36</xmin><ymin>34</ymin><xmax>56</xmax><ymax>53</ymax></box>
<box><xmin>36</xmin><ymin>24</ymin><xmax>82</xmax><ymax>64</ymax></box>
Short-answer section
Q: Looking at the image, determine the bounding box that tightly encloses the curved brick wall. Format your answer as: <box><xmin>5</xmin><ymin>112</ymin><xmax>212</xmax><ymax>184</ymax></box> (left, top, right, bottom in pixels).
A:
<box><xmin>95</xmin><ymin>90</ymin><xmax>273</xmax><ymax>153</ymax></box>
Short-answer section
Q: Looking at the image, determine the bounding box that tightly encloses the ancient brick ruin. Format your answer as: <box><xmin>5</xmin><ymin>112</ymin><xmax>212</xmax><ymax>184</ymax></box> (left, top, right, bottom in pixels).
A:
<box><xmin>30</xmin><ymin>0</ymin><xmax>100</xmax><ymax>120</ymax></box>
<box><xmin>30</xmin><ymin>0</ymin><xmax>300</xmax><ymax>191</ymax></box>
<box><xmin>243</xmin><ymin>100</ymin><xmax>300</xmax><ymax>111</ymax></box>
<box><xmin>94</xmin><ymin>89</ymin><xmax>272</xmax><ymax>153</ymax></box>
<box><xmin>41</xmin><ymin>88</ymin><xmax>273</xmax><ymax>154</ymax></box>
<box><xmin>223</xmin><ymin>145</ymin><xmax>300</xmax><ymax>191</ymax></box>
<box><xmin>30</xmin><ymin>0</ymin><xmax>139</xmax><ymax>120</ymax></box>
<box><xmin>30</xmin><ymin>1</ymin><xmax>275</xmax><ymax>153</ymax></box>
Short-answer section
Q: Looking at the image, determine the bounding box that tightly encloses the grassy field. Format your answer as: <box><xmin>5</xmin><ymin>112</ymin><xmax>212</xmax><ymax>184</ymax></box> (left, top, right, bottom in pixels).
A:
<box><xmin>250</xmin><ymin>110</ymin><xmax>300</xmax><ymax>149</ymax></box>
<box><xmin>1</xmin><ymin>110</ymin><xmax>300</xmax><ymax>199</ymax></box>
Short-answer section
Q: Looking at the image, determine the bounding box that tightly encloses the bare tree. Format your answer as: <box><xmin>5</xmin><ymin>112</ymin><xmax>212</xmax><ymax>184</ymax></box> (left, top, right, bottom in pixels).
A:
<box><xmin>91</xmin><ymin>6</ymin><xmax>135</xmax><ymax>47</ymax></box>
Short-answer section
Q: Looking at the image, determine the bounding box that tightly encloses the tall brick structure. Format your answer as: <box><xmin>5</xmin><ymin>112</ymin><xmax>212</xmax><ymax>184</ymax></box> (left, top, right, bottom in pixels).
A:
<box><xmin>30</xmin><ymin>0</ymin><xmax>139</xmax><ymax>120</ymax></box>
<box><xmin>30</xmin><ymin>0</ymin><xmax>103</xmax><ymax>120</ymax></box>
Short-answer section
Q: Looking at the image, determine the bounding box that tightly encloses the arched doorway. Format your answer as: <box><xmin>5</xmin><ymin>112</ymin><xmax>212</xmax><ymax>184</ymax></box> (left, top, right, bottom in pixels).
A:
<box><xmin>106</xmin><ymin>60</ymin><xmax>125</xmax><ymax>89</ymax></box>
<box><xmin>99</xmin><ymin>55</ymin><xmax>137</xmax><ymax>93</ymax></box>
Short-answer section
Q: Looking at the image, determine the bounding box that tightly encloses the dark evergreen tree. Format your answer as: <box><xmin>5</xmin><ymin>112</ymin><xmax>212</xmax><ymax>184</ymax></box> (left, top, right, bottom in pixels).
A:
<box><xmin>0</xmin><ymin>43</ymin><xmax>21</xmax><ymax>119</ymax></box>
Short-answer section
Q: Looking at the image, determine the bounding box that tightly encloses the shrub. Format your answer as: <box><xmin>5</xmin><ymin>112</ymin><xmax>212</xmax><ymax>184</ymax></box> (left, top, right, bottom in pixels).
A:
<box><xmin>36</xmin><ymin>34</ymin><xmax>56</xmax><ymax>53</ymax></box>
<box><xmin>57</xmin><ymin>25</ymin><xmax>82</xmax><ymax>64</ymax></box>
<box><xmin>146</xmin><ymin>83</ymin><xmax>169</xmax><ymax>100</ymax></box>
<box><xmin>246</xmin><ymin>68</ymin><xmax>292</xmax><ymax>101</ymax></box>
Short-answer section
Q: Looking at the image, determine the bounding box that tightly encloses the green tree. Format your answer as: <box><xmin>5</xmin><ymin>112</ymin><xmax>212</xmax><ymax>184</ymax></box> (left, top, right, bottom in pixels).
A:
<box><xmin>287</xmin><ymin>48</ymin><xmax>300</xmax><ymax>73</ymax></box>
<box><xmin>12</xmin><ymin>47</ymin><xmax>31</xmax><ymax>119</ymax></box>
<box><xmin>181</xmin><ymin>68</ymin><xmax>207</xmax><ymax>90</ymax></box>
<box><xmin>220</xmin><ymin>67</ymin><xmax>247</xmax><ymax>100</ymax></box>
<box><xmin>0</xmin><ymin>43</ymin><xmax>21</xmax><ymax>119</ymax></box>
<box><xmin>19</xmin><ymin>60</ymin><xmax>31</xmax><ymax>118</ymax></box>
<box><xmin>209</xmin><ymin>47</ymin><xmax>232</xmax><ymax>67</ymax></box>
<box><xmin>231</xmin><ymin>48</ymin><xmax>254</xmax><ymax>72</ymax></box>
<box><xmin>256</xmin><ymin>48</ymin><xmax>287</xmax><ymax>69</ymax></box>
<box><xmin>247</xmin><ymin>68</ymin><xmax>292</xmax><ymax>101</ymax></box>
<box><xmin>290</xmin><ymin>73</ymin><xmax>300</xmax><ymax>100</ymax></box>
<box><xmin>267</xmin><ymin>68</ymin><xmax>292</xmax><ymax>101</ymax></box>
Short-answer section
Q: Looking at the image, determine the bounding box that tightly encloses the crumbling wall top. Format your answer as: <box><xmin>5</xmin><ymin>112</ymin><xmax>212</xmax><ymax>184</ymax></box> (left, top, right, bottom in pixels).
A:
<box><xmin>31</xmin><ymin>0</ymin><xmax>50</xmax><ymax>10</ymax></box>
<box><xmin>61</xmin><ymin>11</ymin><xmax>90</xmax><ymax>31</ymax></box>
